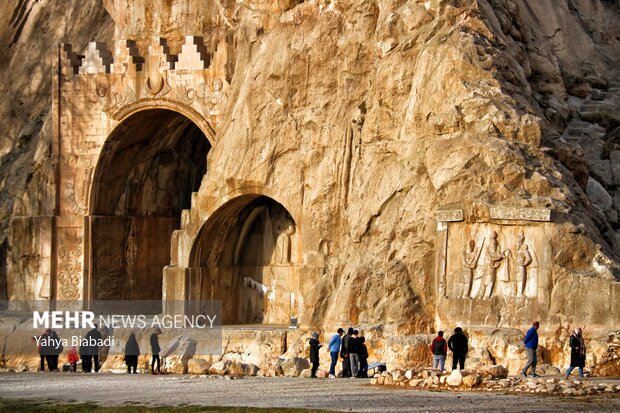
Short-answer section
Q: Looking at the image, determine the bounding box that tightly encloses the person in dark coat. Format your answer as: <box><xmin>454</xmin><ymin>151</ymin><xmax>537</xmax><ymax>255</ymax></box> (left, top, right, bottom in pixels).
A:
<box><xmin>308</xmin><ymin>332</ymin><xmax>322</xmax><ymax>378</ymax></box>
<box><xmin>348</xmin><ymin>330</ymin><xmax>362</xmax><ymax>378</ymax></box>
<box><xmin>81</xmin><ymin>324</ymin><xmax>102</xmax><ymax>373</ymax></box>
<box><xmin>150</xmin><ymin>328</ymin><xmax>162</xmax><ymax>374</ymax></box>
<box><xmin>124</xmin><ymin>333</ymin><xmax>140</xmax><ymax>374</ymax></box>
<box><xmin>358</xmin><ymin>336</ymin><xmax>369</xmax><ymax>378</ymax></box>
<box><xmin>341</xmin><ymin>327</ymin><xmax>354</xmax><ymax>377</ymax></box>
<box><xmin>33</xmin><ymin>329</ymin><xmax>50</xmax><ymax>372</ymax></box>
<box><xmin>48</xmin><ymin>330</ymin><xmax>63</xmax><ymax>371</ymax></box>
<box><xmin>88</xmin><ymin>325</ymin><xmax>103</xmax><ymax>372</ymax></box>
<box><xmin>448</xmin><ymin>327</ymin><xmax>468</xmax><ymax>370</ymax></box>
<box><xmin>566</xmin><ymin>328</ymin><xmax>586</xmax><ymax>379</ymax></box>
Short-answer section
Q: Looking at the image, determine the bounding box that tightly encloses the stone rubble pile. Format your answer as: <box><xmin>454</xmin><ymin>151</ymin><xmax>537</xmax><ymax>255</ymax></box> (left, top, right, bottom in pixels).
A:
<box><xmin>370</xmin><ymin>366</ymin><xmax>620</xmax><ymax>396</ymax></box>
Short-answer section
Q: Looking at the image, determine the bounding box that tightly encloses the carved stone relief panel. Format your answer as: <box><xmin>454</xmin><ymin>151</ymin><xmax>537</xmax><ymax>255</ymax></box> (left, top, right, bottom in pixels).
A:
<box><xmin>445</xmin><ymin>223</ymin><xmax>543</xmax><ymax>300</ymax></box>
<box><xmin>7</xmin><ymin>217</ymin><xmax>53</xmax><ymax>304</ymax></box>
<box><xmin>90</xmin><ymin>216</ymin><xmax>130</xmax><ymax>300</ymax></box>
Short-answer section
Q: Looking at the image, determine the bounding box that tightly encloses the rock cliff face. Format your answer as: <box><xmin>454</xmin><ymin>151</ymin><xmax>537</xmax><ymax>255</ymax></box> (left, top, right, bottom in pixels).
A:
<box><xmin>0</xmin><ymin>0</ymin><xmax>113</xmax><ymax>298</ymax></box>
<box><xmin>1</xmin><ymin>0</ymin><xmax>620</xmax><ymax>374</ymax></box>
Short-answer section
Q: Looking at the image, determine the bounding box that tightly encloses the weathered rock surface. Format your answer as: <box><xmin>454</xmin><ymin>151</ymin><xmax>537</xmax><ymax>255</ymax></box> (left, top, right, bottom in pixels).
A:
<box><xmin>281</xmin><ymin>357</ymin><xmax>310</xmax><ymax>377</ymax></box>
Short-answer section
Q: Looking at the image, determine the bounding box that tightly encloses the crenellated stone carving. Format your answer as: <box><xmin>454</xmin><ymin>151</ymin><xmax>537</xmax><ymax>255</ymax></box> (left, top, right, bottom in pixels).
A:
<box><xmin>177</xmin><ymin>36</ymin><xmax>210</xmax><ymax>70</ymax></box>
<box><xmin>79</xmin><ymin>42</ymin><xmax>113</xmax><ymax>74</ymax></box>
<box><xmin>57</xmin><ymin>44</ymin><xmax>83</xmax><ymax>80</ymax></box>
<box><xmin>61</xmin><ymin>37</ymin><xmax>230</xmax><ymax>133</ymax></box>
<box><xmin>111</xmin><ymin>40</ymin><xmax>143</xmax><ymax>74</ymax></box>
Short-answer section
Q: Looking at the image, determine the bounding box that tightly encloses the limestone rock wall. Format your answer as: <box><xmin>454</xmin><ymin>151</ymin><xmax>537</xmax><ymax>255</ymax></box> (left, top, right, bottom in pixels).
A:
<box><xmin>188</xmin><ymin>0</ymin><xmax>620</xmax><ymax>335</ymax></box>
<box><xmin>0</xmin><ymin>0</ymin><xmax>113</xmax><ymax>299</ymax></box>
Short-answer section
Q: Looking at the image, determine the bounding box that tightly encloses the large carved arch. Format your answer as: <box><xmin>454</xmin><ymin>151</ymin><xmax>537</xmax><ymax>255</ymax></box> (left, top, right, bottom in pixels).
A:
<box><xmin>87</xmin><ymin>108</ymin><xmax>211</xmax><ymax>303</ymax></box>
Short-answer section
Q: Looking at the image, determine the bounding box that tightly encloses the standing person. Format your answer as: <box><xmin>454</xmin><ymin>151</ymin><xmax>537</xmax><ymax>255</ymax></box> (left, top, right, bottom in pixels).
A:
<box><xmin>521</xmin><ymin>321</ymin><xmax>540</xmax><ymax>378</ymax></box>
<box><xmin>87</xmin><ymin>324</ymin><xmax>103</xmax><ymax>373</ymax></box>
<box><xmin>48</xmin><ymin>330</ymin><xmax>63</xmax><ymax>372</ymax></box>
<box><xmin>566</xmin><ymin>328</ymin><xmax>586</xmax><ymax>379</ymax></box>
<box><xmin>68</xmin><ymin>345</ymin><xmax>79</xmax><ymax>372</ymax></box>
<box><xmin>341</xmin><ymin>327</ymin><xmax>354</xmax><ymax>377</ymax></box>
<box><xmin>33</xmin><ymin>329</ymin><xmax>49</xmax><ymax>372</ymax></box>
<box><xmin>358</xmin><ymin>336</ymin><xmax>369</xmax><ymax>378</ymax></box>
<box><xmin>448</xmin><ymin>327</ymin><xmax>468</xmax><ymax>370</ymax></box>
<box><xmin>430</xmin><ymin>330</ymin><xmax>447</xmax><ymax>373</ymax></box>
<box><xmin>41</xmin><ymin>329</ymin><xmax>56</xmax><ymax>371</ymax></box>
<box><xmin>80</xmin><ymin>334</ymin><xmax>92</xmax><ymax>373</ymax></box>
<box><xmin>124</xmin><ymin>333</ymin><xmax>140</xmax><ymax>374</ymax></box>
<box><xmin>348</xmin><ymin>330</ymin><xmax>360</xmax><ymax>378</ymax></box>
<box><xmin>327</xmin><ymin>328</ymin><xmax>344</xmax><ymax>379</ymax></box>
<box><xmin>308</xmin><ymin>332</ymin><xmax>322</xmax><ymax>378</ymax></box>
<box><xmin>150</xmin><ymin>328</ymin><xmax>162</xmax><ymax>375</ymax></box>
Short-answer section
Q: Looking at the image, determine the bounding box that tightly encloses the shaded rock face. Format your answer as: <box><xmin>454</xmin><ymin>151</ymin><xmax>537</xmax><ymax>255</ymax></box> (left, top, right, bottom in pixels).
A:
<box><xmin>1</xmin><ymin>0</ymin><xmax>620</xmax><ymax>370</ymax></box>
<box><xmin>0</xmin><ymin>0</ymin><xmax>114</xmax><ymax>300</ymax></box>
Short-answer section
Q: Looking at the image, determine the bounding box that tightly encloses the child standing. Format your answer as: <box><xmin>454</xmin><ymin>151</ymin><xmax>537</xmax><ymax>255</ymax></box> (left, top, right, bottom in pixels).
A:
<box><xmin>68</xmin><ymin>345</ymin><xmax>79</xmax><ymax>372</ymax></box>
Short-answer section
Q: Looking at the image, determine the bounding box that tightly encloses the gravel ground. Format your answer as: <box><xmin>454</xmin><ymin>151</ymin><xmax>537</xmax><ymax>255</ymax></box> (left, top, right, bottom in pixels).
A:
<box><xmin>0</xmin><ymin>373</ymin><xmax>618</xmax><ymax>412</ymax></box>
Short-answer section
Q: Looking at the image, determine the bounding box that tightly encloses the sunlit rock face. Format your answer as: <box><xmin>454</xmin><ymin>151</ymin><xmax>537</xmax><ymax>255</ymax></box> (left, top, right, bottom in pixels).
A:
<box><xmin>1</xmin><ymin>0</ymin><xmax>620</xmax><ymax>374</ymax></box>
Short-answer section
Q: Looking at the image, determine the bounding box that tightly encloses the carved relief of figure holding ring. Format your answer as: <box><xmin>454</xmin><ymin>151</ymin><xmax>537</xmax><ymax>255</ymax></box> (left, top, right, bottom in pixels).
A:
<box><xmin>480</xmin><ymin>231</ymin><xmax>506</xmax><ymax>299</ymax></box>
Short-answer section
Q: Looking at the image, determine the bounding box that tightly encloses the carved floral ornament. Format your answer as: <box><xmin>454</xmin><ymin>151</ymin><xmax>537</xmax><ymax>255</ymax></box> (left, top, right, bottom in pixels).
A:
<box><xmin>92</xmin><ymin>75</ymin><xmax>228</xmax><ymax>133</ymax></box>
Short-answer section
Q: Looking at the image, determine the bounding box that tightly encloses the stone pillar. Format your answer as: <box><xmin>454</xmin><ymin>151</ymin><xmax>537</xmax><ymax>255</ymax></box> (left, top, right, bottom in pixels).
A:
<box><xmin>162</xmin><ymin>266</ymin><xmax>189</xmax><ymax>315</ymax></box>
<box><xmin>435</xmin><ymin>209</ymin><xmax>464</xmax><ymax>300</ymax></box>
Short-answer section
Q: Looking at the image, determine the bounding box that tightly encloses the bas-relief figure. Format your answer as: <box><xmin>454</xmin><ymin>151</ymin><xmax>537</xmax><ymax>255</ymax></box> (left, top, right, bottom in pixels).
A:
<box><xmin>454</xmin><ymin>229</ymin><xmax>539</xmax><ymax>300</ymax></box>
<box><xmin>515</xmin><ymin>232</ymin><xmax>532</xmax><ymax>297</ymax></box>
<box><xmin>480</xmin><ymin>231</ymin><xmax>507</xmax><ymax>299</ymax></box>
<box><xmin>459</xmin><ymin>237</ymin><xmax>482</xmax><ymax>298</ymax></box>
<box><xmin>201</xmin><ymin>78</ymin><xmax>227</xmax><ymax>129</ymax></box>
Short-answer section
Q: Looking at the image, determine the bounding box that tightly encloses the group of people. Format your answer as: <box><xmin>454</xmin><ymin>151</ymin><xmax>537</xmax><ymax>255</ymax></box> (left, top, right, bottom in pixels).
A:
<box><xmin>430</xmin><ymin>321</ymin><xmax>588</xmax><ymax>379</ymax></box>
<box><xmin>520</xmin><ymin>321</ymin><xmax>587</xmax><ymax>379</ymax></box>
<box><xmin>429</xmin><ymin>327</ymin><xmax>468</xmax><ymax>372</ymax></box>
<box><xmin>121</xmin><ymin>328</ymin><xmax>163</xmax><ymax>374</ymax></box>
<box><xmin>33</xmin><ymin>326</ymin><xmax>163</xmax><ymax>375</ymax></box>
<box><xmin>35</xmin><ymin>321</ymin><xmax>589</xmax><ymax>379</ymax></box>
<box><xmin>318</xmin><ymin>328</ymin><xmax>369</xmax><ymax>379</ymax></box>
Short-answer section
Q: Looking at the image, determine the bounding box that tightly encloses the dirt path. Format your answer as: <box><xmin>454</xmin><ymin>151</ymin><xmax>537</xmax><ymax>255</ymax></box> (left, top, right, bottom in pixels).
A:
<box><xmin>0</xmin><ymin>373</ymin><xmax>618</xmax><ymax>412</ymax></box>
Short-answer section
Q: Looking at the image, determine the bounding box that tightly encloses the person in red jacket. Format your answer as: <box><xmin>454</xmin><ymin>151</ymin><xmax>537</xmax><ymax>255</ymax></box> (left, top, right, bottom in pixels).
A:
<box><xmin>67</xmin><ymin>346</ymin><xmax>79</xmax><ymax>372</ymax></box>
<box><xmin>430</xmin><ymin>331</ymin><xmax>447</xmax><ymax>373</ymax></box>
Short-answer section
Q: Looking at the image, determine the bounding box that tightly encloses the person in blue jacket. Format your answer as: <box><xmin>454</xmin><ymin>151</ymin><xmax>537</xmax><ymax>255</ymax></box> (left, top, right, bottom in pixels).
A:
<box><xmin>521</xmin><ymin>321</ymin><xmax>540</xmax><ymax>378</ymax></box>
<box><xmin>327</xmin><ymin>328</ymin><xmax>344</xmax><ymax>378</ymax></box>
